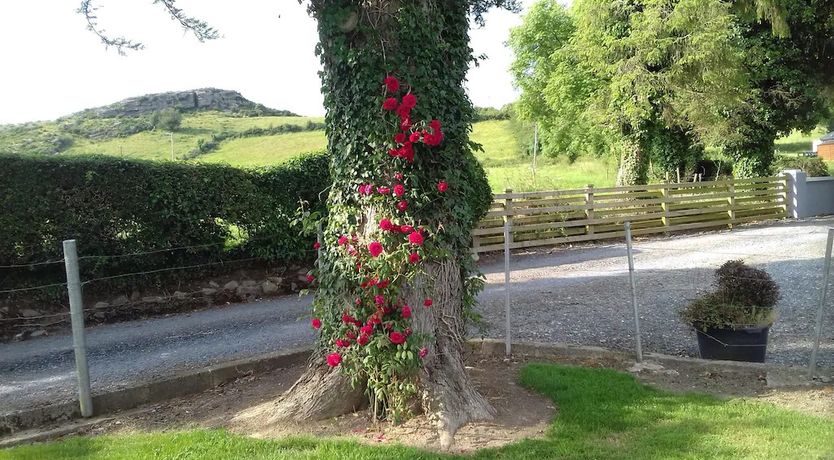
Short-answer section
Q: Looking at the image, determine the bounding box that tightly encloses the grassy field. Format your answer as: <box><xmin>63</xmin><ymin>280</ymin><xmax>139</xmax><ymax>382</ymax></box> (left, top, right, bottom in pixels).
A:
<box><xmin>4</xmin><ymin>364</ymin><xmax>832</xmax><ymax>459</ymax></box>
<box><xmin>199</xmin><ymin>130</ymin><xmax>327</xmax><ymax>166</ymax></box>
<box><xmin>63</xmin><ymin>112</ymin><xmax>323</xmax><ymax>162</ymax></box>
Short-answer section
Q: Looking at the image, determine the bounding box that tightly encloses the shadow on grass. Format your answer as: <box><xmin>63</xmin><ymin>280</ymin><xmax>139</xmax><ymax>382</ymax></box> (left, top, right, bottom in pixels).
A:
<box><xmin>3</xmin><ymin>365</ymin><xmax>833</xmax><ymax>460</ymax></box>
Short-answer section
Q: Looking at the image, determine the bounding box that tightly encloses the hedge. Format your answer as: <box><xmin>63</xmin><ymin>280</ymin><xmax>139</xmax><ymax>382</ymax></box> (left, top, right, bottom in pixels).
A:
<box><xmin>0</xmin><ymin>152</ymin><xmax>330</xmax><ymax>293</ymax></box>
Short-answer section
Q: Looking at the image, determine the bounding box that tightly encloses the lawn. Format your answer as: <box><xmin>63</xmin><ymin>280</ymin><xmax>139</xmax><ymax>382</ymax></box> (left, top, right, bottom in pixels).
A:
<box><xmin>4</xmin><ymin>364</ymin><xmax>832</xmax><ymax>460</ymax></box>
<box><xmin>198</xmin><ymin>130</ymin><xmax>328</xmax><ymax>166</ymax></box>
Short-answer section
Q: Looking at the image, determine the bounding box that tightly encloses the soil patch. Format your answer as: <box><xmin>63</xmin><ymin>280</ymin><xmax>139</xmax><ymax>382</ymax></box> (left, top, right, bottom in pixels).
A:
<box><xmin>35</xmin><ymin>349</ymin><xmax>834</xmax><ymax>452</ymax></box>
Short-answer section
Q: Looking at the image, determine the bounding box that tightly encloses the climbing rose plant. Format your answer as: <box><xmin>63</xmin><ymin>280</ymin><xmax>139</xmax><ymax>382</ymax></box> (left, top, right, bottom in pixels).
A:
<box><xmin>310</xmin><ymin>76</ymin><xmax>447</xmax><ymax>421</ymax></box>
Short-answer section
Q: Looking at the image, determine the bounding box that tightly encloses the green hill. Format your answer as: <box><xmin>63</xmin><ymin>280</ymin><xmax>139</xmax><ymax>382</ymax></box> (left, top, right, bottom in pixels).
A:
<box><xmin>0</xmin><ymin>90</ymin><xmax>618</xmax><ymax>192</ymax></box>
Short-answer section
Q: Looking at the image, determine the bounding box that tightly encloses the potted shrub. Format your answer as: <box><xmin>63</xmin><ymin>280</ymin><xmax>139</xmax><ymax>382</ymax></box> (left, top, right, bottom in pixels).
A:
<box><xmin>681</xmin><ymin>260</ymin><xmax>780</xmax><ymax>362</ymax></box>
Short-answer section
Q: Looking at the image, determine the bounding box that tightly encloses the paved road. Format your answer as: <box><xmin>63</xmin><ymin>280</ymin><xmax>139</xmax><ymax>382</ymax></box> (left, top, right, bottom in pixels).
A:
<box><xmin>2</xmin><ymin>217</ymin><xmax>833</xmax><ymax>414</ymax></box>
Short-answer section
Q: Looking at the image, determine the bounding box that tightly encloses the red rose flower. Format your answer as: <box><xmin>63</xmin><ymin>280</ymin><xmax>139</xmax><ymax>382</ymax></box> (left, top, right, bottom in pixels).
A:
<box><xmin>409</xmin><ymin>252</ymin><xmax>420</xmax><ymax>264</ymax></box>
<box><xmin>311</xmin><ymin>318</ymin><xmax>322</xmax><ymax>329</ymax></box>
<box><xmin>408</xmin><ymin>231</ymin><xmax>424</xmax><ymax>246</ymax></box>
<box><xmin>402</xmin><ymin>93</ymin><xmax>417</xmax><ymax>109</ymax></box>
<box><xmin>396</xmin><ymin>104</ymin><xmax>411</xmax><ymax>119</ymax></box>
<box><xmin>335</xmin><ymin>338</ymin><xmax>348</xmax><ymax>348</ymax></box>
<box><xmin>409</xmin><ymin>131</ymin><xmax>421</xmax><ymax>143</ymax></box>
<box><xmin>338</xmin><ymin>235</ymin><xmax>349</xmax><ymax>246</ymax></box>
<box><xmin>342</xmin><ymin>313</ymin><xmax>355</xmax><ymax>324</ymax></box>
<box><xmin>400</xmin><ymin>117</ymin><xmax>411</xmax><ymax>131</ymax></box>
<box><xmin>382</xmin><ymin>97</ymin><xmax>398</xmax><ymax>111</ymax></box>
<box><xmin>393</xmin><ymin>184</ymin><xmax>405</xmax><ymax>197</ymax></box>
<box><xmin>397</xmin><ymin>200</ymin><xmax>409</xmax><ymax>212</ymax></box>
<box><xmin>313</xmin><ymin>241</ymin><xmax>321</xmax><ymax>250</ymax></box>
<box><xmin>357</xmin><ymin>334</ymin><xmax>370</xmax><ymax>346</ymax></box>
<box><xmin>419</xmin><ymin>347</ymin><xmax>428</xmax><ymax>359</ymax></box>
<box><xmin>400</xmin><ymin>224</ymin><xmax>414</xmax><ymax>233</ymax></box>
<box><xmin>368</xmin><ymin>241</ymin><xmax>384</xmax><ymax>258</ymax></box>
<box><xmin>389</xmin><ymin>331</ymin><xmax>406</xmax><ymax>345</ymax></box>
<box><xmin>379</xmin><ymin>219</ymin><xmax>394</xmax><ymax>231</ymax></box>
<box><xmin>355</xmin><ymin>297</ymin><xmax>362</xmax><ymax>305</ymax></box>
<box><xmin>378</xmin><ymin>279</ymin><xmax>390</xmax><ymax>288</ymax></box>
<box><xmin>326</xmin><ymin>352</ymin><xmax>342</xmax><ymax>367</ymax></box>
<box><xmin>401</xmin><ymin>305</ymin><xmax>412</xmax><ymax>319</ymax></box>
<box><xmin>394</xmin><ymin>132</ymin><xmax>406</xmax><ymax>144</ymax></box>
<box><xmin>429</xmin><ymin>119</ymin><xmax>442</xmax><ymax>130</ymax></box>
<box><xmin>374</xmin><ymin>294</ymin><xmax>385</xmax><ymax>306</ymax></box>
<box><xmin>377</xmin><ymin>186</ymin><xmax>390</xmax><ymax>195</ymax></box>
<box><xmin>384</xmin><ymin>75</ymin><xmax>400</xmax><ymax>93</ymax></box>
<box><xmin>360</xmin><ymin>324</ymin><xmax>373</xmax><ymax>336</ymax></box>
<box><xmin>306</xmin><ymin>274</ymin><xmax>315</xmax><ymax>283</ymax></box>
<box><xmin>437</xmin><ymin>181</ymin><xmax>448</xmax><ymax>193</ymax></box>
<box><xmin>388</xmin><ymin>148</ymin><xmax>399</xmax><ymax>157</ymax></box>
<box><xmin>394</xmin><ymin>172</ymin><xmax>404</xmax><ymax>180</ymax></box>
<box><xmin>405</xmin><ymin>327</ymin><xmax>412</xmax><ymax>336</ymax></box>
<box><xmin>424</xmin><ymin>298</ymin><xmax>433</xmax><ymax>307</ymax></box>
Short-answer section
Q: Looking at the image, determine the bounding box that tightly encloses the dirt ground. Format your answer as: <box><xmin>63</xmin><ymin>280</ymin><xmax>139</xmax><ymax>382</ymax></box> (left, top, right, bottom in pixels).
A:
<box><xmin>57</xmin><ymin>350</ymin><xmax>834</xmax><ymax>453</ymax></box>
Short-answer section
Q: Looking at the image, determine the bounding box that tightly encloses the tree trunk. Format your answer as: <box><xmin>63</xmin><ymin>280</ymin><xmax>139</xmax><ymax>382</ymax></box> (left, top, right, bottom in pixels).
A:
<box><xmin>616</xmin><ymin>138</ymin><xmax>648</xmax><ymax>186</ymax></box>
<box><xmin>271</xmin><ymin>0</ymin><xmax>496</xmax><ymax>448</ymax></box>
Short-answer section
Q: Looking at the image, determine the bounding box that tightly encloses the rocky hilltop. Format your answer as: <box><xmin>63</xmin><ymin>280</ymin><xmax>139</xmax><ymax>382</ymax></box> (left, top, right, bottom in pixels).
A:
<box><xmin>72</xmin><ymin>88</ymin><xmax>296</xmax><ymax>118</ymax></box>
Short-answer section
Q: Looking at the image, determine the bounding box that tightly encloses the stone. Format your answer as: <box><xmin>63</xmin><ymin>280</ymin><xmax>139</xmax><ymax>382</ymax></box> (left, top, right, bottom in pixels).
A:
<box><xmin>93</xmin><ymin>301</ymin><xmax>109</xmax><ymax>314</ymax></box>
<box><xmin>223</xmin><ymin>281</ymin><xmax>239</xmax><ymax>291</ymax></box>
<box><xmin>261</xmin><ymin>280</ymin><xmax>279</xmax><ymax>295</ymax></box>
<box><xmin>296</xmin><ymin>268</ymin><xmax>309</xmax><ymax>276</ymax></box>
<box><xmin>130</xmin><ymin>291</ymin><xmax>141</xmax><ymax>301</ymax></box>
<box><xmin>111</xmin><ymin>295</ymin><xmax>129</xmax><ymax>307</ymax></box>
<box><xmin>241</xmin><ymin>280</ymin><xmax>258</xmax><ymax>288</ymax></box>
<box><xmin>208</xmin><ymin>281</ymin><xmax>220</xmax><ymax>288</ymax></box>
<box><xmin>236</xmin><ymin>285</ymin><xmax>262</xmax><ymax>299</ymax></box>
<box><xmin>290</xmin><ymin>282</ymin><xmax>299</xmax><ymax>292</ymax></box>
<box><xmin>80</xmin><ymin>88</ymin><xmax>286</xmax><ymax>118</ymax></box>
<box><xmin>19</xmin><ymin>308</ymin><xmax>40</xmax><ymax>318</ymax></box>
<box><xmin>29</xmin><ymin>330</ymin><xmax>47</xmax><ymax>338</ymax></box>
<box><xmin>142</xmin><ymin>296</ymin><xmax>163</xmax><ymax>304</ymax></box>
<box><xmin>201</xmin><ymin>288</ymin><xmax>218</xmax><ymax>296</ymax></box>
<box><xmin>173</xmin><ymin>291</ymin><xmax>189</xmax><ymax>300</ymax></box>
<box><xmin>267</xmin><ymin>276</ymin><xmax>283</xmax><ymax>285</ymax></box>
<box><xmin>93</xmin><ymin>312</ymin><xmax>106</xmax><ymax>320</ymax></box>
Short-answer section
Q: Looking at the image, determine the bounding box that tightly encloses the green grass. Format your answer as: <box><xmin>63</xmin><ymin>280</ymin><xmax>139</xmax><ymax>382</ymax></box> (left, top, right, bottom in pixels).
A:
<box><xmin>774</xmin><ymin>127</ymin><xmax>826</xmax><ymax>156</ymax></box>
<box><xmin>198</xmin><ymin>130</ymin><xmax>327</xmax><ymax>166</ymax></box>
<box><xmin>4</xmin><ymin>364</ymin><xmax>832</xmax><ymax>460</ymax></box>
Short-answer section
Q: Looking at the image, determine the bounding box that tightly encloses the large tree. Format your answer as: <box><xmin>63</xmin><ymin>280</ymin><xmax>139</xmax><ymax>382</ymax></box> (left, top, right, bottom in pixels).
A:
<box><xmin>78</xmin><ymin>0</ymin><xmax>514</xmax><ymax>447</ymax></box>
<box><xmin>720</xmin><ymin>0</ymin><xmax>834</xmax><ymax>177</ymax></box>
<box><xmin>510</xmin><ymin>0</ymin><xmax>748</xmax><ymax>185</ymax></box>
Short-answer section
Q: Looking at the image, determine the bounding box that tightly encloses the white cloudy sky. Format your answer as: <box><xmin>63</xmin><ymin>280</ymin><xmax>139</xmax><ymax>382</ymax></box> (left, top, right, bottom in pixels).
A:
<box><xmin>0</xmin><ymin>1</ymin><xmax>536</xmax><ymax>124</ymax></box>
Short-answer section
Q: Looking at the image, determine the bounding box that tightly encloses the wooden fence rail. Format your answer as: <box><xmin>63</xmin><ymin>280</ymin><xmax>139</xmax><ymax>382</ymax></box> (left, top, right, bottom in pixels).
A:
<box><xmin>472</xmin><ymin>176</ymin><xmax>788</xmax><ymax>253</ymax></box>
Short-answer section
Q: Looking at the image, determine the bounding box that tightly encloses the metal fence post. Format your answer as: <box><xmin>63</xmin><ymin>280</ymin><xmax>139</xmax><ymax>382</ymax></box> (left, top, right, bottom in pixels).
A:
<box><xmin>63</xmin><ymin>239</ymin><xmax>93</xmax><ymax>417</ymax></box>
<box><xmin>624</xmin><ymin>223</ymin><xmax>644</xmax><ymax>362</ymax></box>
<box><xmin>809</xmin><ymin>228</ymin><xmax>834</xmax><ymax>378</ymax></box>
<box><xmin>503</xmin><ymin>189</ymin><xmax>514</xmax><ymax>356</ymax></box>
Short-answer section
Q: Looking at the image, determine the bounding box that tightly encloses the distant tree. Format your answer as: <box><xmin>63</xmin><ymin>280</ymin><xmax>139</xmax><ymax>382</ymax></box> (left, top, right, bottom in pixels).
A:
<box><xmin>151</xmin><ymin>108</ymin><xmax>182</xmax><ymax>132</ymax></box>
<box><xmin>720</xmin><ymin>1</ymin><xmax>834</xmax><ymax>177</ymax></box>
<box><xmin>511</xmin><ymin>0</ymin><xmax>747</xmax><ymax>185</ymax></box>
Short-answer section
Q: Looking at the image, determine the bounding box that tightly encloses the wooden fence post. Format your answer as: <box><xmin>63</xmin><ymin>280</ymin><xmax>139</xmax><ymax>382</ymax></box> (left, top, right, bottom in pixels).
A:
<box><xmin>660</xmin><ymin>184</ymin><xmax>670</xmax><ymax>233</ymax></box>
<box><xmin>727</xmin><ymin>181</ymin><xmax>736</xmax><ymax>229</ymax></box>
<box><xmin>584</xmin><ymin>184</ymin><xmax>595</xmax><ymax>236</ymax></box>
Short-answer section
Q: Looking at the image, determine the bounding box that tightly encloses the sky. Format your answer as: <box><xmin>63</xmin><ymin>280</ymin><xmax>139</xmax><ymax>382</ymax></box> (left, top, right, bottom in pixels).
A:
<box><xmin>0</xmin><ymin>1</ymin><xmax>534</xmax><ymax>124</ymax></box>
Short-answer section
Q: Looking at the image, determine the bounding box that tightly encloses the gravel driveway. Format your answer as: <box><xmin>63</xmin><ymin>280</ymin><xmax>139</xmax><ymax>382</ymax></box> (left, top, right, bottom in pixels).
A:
<box><xmin>477</xmin><ymin>216</ymin><xmax>834</xmax><ymax>367</ymax></box>
<box><xmin>2</xmin><ymin>217</ymin><xmax>832</xmax><ymax>415</ymax></box>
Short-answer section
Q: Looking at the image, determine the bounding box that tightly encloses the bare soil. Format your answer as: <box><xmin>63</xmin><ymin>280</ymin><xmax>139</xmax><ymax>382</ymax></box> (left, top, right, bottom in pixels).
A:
<box><xmin>59</xmin><ymin>350</ymin><xmax>834</xmax><ymax>453</ymax></box>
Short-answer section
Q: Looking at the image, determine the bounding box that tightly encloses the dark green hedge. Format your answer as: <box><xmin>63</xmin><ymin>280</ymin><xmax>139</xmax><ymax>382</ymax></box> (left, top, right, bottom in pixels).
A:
<box><xmin>0</xmin><ymin>152</ymin><xmax>329</xmax><ymax>291</ymax></box>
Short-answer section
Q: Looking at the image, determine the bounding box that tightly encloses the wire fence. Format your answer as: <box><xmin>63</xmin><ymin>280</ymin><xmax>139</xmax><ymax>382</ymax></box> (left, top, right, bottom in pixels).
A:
<box><xmin>491</xmin><ymin>220</ymin><xmax>834</xmax><ymax>379</ymax></box>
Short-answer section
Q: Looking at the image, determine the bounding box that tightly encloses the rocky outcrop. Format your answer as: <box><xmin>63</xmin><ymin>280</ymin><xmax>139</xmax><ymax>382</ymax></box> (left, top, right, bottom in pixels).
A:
<box><xmin>73</xmin><ymin>88</ymin><xmax>296</xmax><ymax>118</ymax></box>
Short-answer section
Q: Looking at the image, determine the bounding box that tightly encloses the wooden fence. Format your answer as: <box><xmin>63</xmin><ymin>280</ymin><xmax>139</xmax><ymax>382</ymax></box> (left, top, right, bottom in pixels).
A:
<box><xmin>472</xmin><ymin>176</ymin><xmax>788</xmax><ymax>253</ymax></box>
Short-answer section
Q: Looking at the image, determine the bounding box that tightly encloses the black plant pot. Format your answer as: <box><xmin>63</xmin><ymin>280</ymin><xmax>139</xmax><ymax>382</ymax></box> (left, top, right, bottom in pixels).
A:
<box><xmin>695</xmin><ymin>326</ymin><xmax>769</xmax><ymax>363</ymax></box>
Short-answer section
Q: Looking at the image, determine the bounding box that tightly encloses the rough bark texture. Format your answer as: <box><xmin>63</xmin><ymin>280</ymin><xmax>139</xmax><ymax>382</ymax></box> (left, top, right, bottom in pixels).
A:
<box><xmin>266</xmin><ymin>358</ymin><xmax>366</xmax><ymax>422</ymax></box>
<box><xmin>409</xmin><ymin>259</ymin><xmax>496</xmax><ymax>449</ymax></box>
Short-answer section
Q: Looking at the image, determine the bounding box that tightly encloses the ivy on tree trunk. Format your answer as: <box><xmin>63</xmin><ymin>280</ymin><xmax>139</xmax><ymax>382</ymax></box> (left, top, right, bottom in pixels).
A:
<box><xmin>271</xmin><ymin>0</ymin><xmax>497</xmax><ymax>448</ymax></box>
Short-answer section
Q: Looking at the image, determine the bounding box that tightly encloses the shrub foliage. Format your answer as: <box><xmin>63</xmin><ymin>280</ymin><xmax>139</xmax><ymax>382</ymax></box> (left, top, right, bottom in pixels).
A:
<box><xmin>682</xmin><ymin>260</ymin><xmax>780</xmax><ymax>329</ymax></box>
<box><xmin>0</xmin><ymin>152</ymin><xmax>330</xmax><ymax>291</ymax></box>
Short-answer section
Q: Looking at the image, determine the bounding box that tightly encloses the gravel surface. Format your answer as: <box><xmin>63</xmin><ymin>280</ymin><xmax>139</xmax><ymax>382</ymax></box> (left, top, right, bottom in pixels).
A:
<box><xmin>2</xmin><ymin>217</ymin><xmax>833</xmax><ymax>414</ymax></box>
<box><xmin>477</xmin><ymin>217</ymin><xmax>834</xmax><ymax>367</ymax></box>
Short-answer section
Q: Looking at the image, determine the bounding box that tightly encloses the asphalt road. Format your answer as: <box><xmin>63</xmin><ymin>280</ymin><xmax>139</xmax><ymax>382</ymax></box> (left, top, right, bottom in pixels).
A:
<box><xmin>2</xmin><ymin>217</ymin><xmax>833</xmax><ymax>414</ymax></box>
